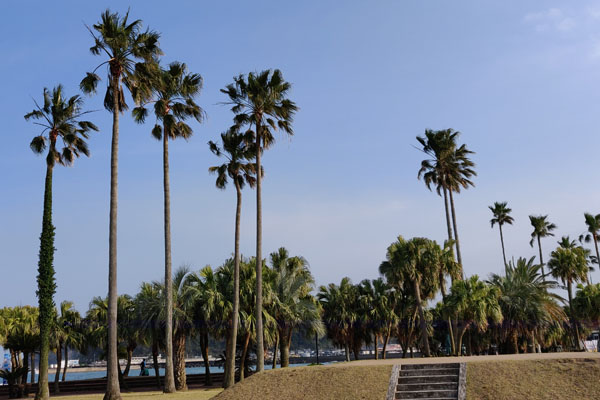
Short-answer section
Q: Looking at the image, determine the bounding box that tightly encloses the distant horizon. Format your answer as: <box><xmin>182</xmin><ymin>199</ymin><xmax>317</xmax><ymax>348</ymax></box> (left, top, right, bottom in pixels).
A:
<box><xmin>3</xmin><ymin>1</ymin><xmax>600</xmax><ymax>313</ymax></box>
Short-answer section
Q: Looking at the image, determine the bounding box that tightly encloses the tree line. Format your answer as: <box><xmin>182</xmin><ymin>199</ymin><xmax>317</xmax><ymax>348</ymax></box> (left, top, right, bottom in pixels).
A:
<box><xmin>12</xmin><ymin>7</ymin><xmax>600</xmax><ymax>400</ymax></box>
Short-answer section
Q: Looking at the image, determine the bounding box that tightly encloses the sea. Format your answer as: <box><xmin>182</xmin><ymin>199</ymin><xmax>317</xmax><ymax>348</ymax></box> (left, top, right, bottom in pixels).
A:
<box><xmin>43</xmin><ymin>362</ymin><xmax>323</xmax><ymax>382</ymax></box>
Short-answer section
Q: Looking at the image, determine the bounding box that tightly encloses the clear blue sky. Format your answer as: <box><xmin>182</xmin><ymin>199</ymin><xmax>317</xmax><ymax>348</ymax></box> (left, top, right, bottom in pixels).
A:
<box><xmin>2</xmin><ymin>1</ymin><xmax>600</xmax><ymax>313</ymax></box>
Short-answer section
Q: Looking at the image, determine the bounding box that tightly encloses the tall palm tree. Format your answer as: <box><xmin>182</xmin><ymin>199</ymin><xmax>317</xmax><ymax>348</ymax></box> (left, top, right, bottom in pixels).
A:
<box><xmin>529</xmin><ymin>215</ymin><xmax>557</xmax><ymax>281</ymax></box>
<box><xmin>580</xmin><ymin>212</ymin><xmax>600</xmax><ymax>283</ymax></box>
<box><xmin>548</xmin><ymin>244</ymin><xmax>590</xmax><ymax>350</ymax></box>
<box><xmin>133</xmin><ymin>61</ymin><xmax>203</xmax><ymax>389</ymax></box>
<box><xmin>417</xmin><ymin>129</ymin><xmax>476</xmax><ymax>274</ymax></box>
<box><xmin>208</xmin><ymin>128</ymin><xmax>256</xmax><ymax>387</ymax></box>
<box><xmin>489</xmin><ymin>202</ymin><xmax>514</xmax><ymax>271</ymax></box>
<box><xmin>221</xmin><ymin>70</ymin><xmax>298</xmax><ymax>371</ymax></box>
<box><xmin>25</xmin><ymin>85</ymin><xmax>97</xmax><ymax>400</ymax></box>
<box><xmin>80</xmin><ymin>9</ymin><xmax>161</xmax><ymax>398</ymax></box>
<box><xmin>379</xmin><ymin>236</ymin><xmax>441</xmax><ymax>357</ymax></box>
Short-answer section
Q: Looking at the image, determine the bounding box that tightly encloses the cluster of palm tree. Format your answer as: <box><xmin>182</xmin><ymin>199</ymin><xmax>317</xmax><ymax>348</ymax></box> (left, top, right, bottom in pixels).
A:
<box><xmin>25</xmin><ymin>8</ymin><xmax>297</xmax><ymax>399</ymax></box>
<box><xmin>0</xmin><ymin>303</ymin><xmax>83</xmax><ymax>398</ymax></box>
<box><xmin>306</xmin><ymin>129</ymin><xmax>600</xmax><ymax>359</ymax></box>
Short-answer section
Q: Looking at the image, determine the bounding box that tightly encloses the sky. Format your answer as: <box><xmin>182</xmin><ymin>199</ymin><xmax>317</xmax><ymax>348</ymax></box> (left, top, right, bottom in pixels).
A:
<box><xmin>2</xmin><ymin>1</ymin><xmax>600</xmax><ymax>313</ymax></box>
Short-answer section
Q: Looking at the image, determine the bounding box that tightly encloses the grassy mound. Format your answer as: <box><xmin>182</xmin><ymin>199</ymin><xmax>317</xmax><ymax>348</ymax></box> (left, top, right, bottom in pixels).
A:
<box><xmin>213</xmin><ymin>364</ymin><xmax>392</xmax><ymax>400</ymax></box>
<box><xmin>467</xmin><ymin>358</ymin><xmax>600</xmax><ymax>400</ymax></box>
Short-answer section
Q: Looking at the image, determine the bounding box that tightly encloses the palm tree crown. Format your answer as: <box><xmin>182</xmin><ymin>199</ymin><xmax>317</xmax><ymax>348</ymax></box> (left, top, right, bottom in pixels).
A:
<box><xmin>529</xmin><ymin>215</ymin><xmax>557</xmax><ymax>247</ymax></box>
<box><xmin>80</xmin><ymin>9</ymin><xmax>162</xmax><ymax>110</ymax></box>
<box><xmin>208</xmin><ymin>128</ymin><xmax>258</xmax><ymax>190</ymax></box>
<box><xmin>132</xmin><ymin>61</ymin><xmax>204</xmax><ymax>138</ymax></box>
<box><xmin>489</xmin><ymin>202</ymin><xmax>514</xmax><ymax>228</ymax></box>
<box><xmin>25</xmin><ymin>85</ymin><xmax>97</xmax><ymax>166</ymax></box>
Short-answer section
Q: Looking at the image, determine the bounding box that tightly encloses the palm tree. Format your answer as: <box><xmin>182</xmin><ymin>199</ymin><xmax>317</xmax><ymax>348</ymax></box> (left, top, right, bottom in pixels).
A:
<box><xmin>572</xmin><ymin>283</ymin><xmax>600</xmax><ymax>351</ymax></box>
<box><xmin>417</xmin><ymin>129</ymin><xmax>476</xmax><ymax>273</ymax></box>
<box><xmin>187</xmin><ymin>263</ymin><xmax>232</xmax><ymax>386</ymax></box>
<box><xmin>52</xmin><ymin>301</ymin><xmax>82</xmax><ymax>393</ymax></box>
<box><xmin>134</xmin><ymin>282</ymin><xmax>164</xmax><ymax>389</ymax></box>
<box><xmin>489</xmin><ymin>202</ymin><xmax>514</xmax><ymax>271</ymax></box>
<box><xmin>489</xmin><ymin>257</ymin><xmax>565</xmax><ymax>354</ymax></box>
<box><xmin>24</xmin><ymin>85</ymin><xmax>97</xmax><ymax>400</ymax></box>
<box><xmin>267</xmin><ymin>248</ymin><xmax>323</xmax><ymax>367</ymax></box>
<box><xmin>318</xmin><ymin>278</ymin><xmax>360</xmax><ymax>362</ymax></box>
<box><xmin>444</xmin><ymin>276</ymin><xmax>502</xmax><ymax>355</ymax></box>
<box><xmin>580</xmin><ymin>213</ymin><xmax>600</xmax><ymax>283</ymax></box>
<box><xmin>357</xmin><ymin>279</ymin><xmax>396</xmax><ymax>360</ymax></box>
<box><xmin>380</xmin><ymin>236</ymin><xmax>441</xmax><ymax>357</ymax></box>
<box><xmin>221</xmin><ymin>70</ymin><xmax>298</xmax><ymax>371</ymax></box>
<box><xmin>548</xmin><ymin>243</ymin><xmax>590</xmax><ymax>350</ymax></box>
<box><xmin>59</xmin><ymin>302</ymin><xmax>82</xmax><ymax>382</ymax></box>
<box><xmin>529</xmin><ymin>215</ymin><xmax>557</xmax><ymax>281</ymax></box>
<box><xmin>208</xmin><ymin>128</ymin><xmax>256</xmax><ymax>387</ymax></box>
<box><xmin>80</xmin><ymin>10</ymin><xmax>161</xmax><ymax>397</ymax></box>
<box><xmin>132</xmin><ymin>61</ymin><xmax>203</xmax><ymax>389</ymax></box>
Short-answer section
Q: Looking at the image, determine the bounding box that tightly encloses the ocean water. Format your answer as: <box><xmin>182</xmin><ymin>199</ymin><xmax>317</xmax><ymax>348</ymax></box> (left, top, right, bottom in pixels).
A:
<box><xmin>46</xmin><ymin>362</ymin><xmax>323</xmax><ymax>382</ymax></box>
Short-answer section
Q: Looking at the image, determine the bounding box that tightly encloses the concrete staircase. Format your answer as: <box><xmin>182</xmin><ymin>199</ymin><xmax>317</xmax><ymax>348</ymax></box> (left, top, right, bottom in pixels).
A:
<box><xmin>393</xmin><ymin>363</ymin><xmax>461</xmax><ymax>400</ymax></box>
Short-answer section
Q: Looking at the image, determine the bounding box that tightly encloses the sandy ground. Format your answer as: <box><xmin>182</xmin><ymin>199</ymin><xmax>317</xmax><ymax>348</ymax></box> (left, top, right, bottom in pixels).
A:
<box><xmin>330</xmin><ymin>351</ymin><xmax>600</xmax><ymax>366</ymax></box>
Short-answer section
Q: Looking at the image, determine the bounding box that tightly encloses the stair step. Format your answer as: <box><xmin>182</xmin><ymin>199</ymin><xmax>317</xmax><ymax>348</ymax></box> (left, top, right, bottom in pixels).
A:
<box><xmin>396</xmin><ymin>389</ymin><xmax>457</xmax><ymax>399</ymax></box>
<box><xmin>399</xmin><ymin>375</ymin><xmax>458</xmax><ymax>384</ymax></box>
<box><xmin>401</xmin><ymin>363</ymin><xmax>460</xmax><ymax>370</ymax></box>
<box><xmin>400</xmin><ymin>368</ymin><xmax>459</xmax><ymax>377</ymax></box>
<box><xmin>398</xmin><ymin>382</ymin><xmax>458</xmax><ymax>392</ymax></box>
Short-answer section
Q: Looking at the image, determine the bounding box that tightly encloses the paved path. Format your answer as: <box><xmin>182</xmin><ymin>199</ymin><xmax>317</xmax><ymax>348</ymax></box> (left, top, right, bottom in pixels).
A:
<box><xmin>330</xmin><ymin>351</ymin><xmax>600</xmax><ymax>367</ymax></box>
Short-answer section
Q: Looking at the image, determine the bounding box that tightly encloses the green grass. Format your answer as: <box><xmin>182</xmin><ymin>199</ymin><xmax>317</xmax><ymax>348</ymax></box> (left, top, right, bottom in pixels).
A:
<box><xmin>467</xmin><ymin>358</ymin><xmax>600</xmax><ymax>400</ymax></box>
<box><xmin>51</xmin><ymin>388</ymin><xmax>222</xmax><ymax>400</ymax></box>
<box><xmin>213</xmin><ymin>364</ymin><xmax>392</xmax><ymax>400</ymax></box>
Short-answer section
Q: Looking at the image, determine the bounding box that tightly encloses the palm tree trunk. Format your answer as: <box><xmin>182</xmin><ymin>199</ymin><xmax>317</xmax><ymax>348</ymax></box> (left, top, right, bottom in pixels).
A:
<box><xmin>442</xmin><ymin>187</ymin><xmax>454</xmax><ymax>251</ymax></box>
<box><xmin>105</xmin><ymin>75</ymin><xmax>122</xmax><ymax>400</ymax></box>
<box><xmin>35</xmin><ymin>162</ymin><xmax>54</xmax><ymax>400</ymax></box>
<box><xmin>593</xmin><ymin>235</ymin><xmax>599</xmax><ymax>284</ymax></box>
<box><xmin>537</xmin><ymin>236</ymin><xmax>546</xmax><ymax>282</ymax></box>
<box><xmin>279</xmin><ymin>328</ymin><xmax>291</xmax><ymax>368</ymax></box>
<box><xmin>239</xmin><ymin>332</ymin><xmax>251</xmax><ymax>381</ymax></box>
<box><xmin>374</xmin><ymin>334</ymin><xmax>379</xmax><ymax>360</ymax></box>
<box><xmin>152</xmin><ymin>342</ymin><xmax>160</xmax><ymax>389</ymax></box>
<box><xmin>413</xmin><ymin>279</ymin><xmax>431</xmax><ymax>357</ymax></box>
<box><xmin>352</xmin><ymin>339</ymin><xmax>360</xmax><ymax>361</ymax></box>
<box><xmin>382</xmin><ymin>323</ymin><xmax>391</xmax><ymax>360</ymax></box>
<box><xmin>224</xmin><ymin>181</ymin><xmax>242</xmax><ymax>388</ymax></box>
<box><xmin>22</xmin><ymin>351</ymin><xmax>30</xmax><ymax>395</ymax></box>
<box><xmin>123</xmin><ymin>348</ymin><xmax>132</xmax><ymax>377</ymax></box>
<box><xmin>567</xmin><ymin>281</ymin><xmax>582</xmax><ymax>351</ymax></box>
<box><xmin>448</xmin><ymin>189</ymin><xmax>463</xmax><ymax>278</ymax></box>
<box><xmin>61</xmin><ymin>346</ymin><xmax>68</xmax><ymax>381</ymax></box>
<box><xmin>163</xmin><ymin>132</ymin><xmax>176</xmax><ymax>393</ymax></box>
<box><xmin>272</xmin><ymin>333</ymin><xmax>278</xmax><ymax>369</ymax></box>
<box><xmin>54</xmin><ymin>342</ymin><xmax>62</xmax><ymax>394</ymax></box>
<box><xmin>200</xmin><ymin>331</ymin><xmax>212</xmax><ymax>386</ymax></box>
<box><xmin>255</xmin><ymin>120</ymin><xmax>265</xmax><ymax>372</ymax></box>
<box><xmin>499</xmin><ymin>224</ymin><xmax>507</xmax><ymax>273</ymax></box>
<box><xmin>344</xmin><ymin>342</ymin><xmax>350</xmax><ymax>362</ymax></box>
<box><xmin>31</xmin><ymin>352</ymin><xmax>36</xmax><ymax>385</ymax></box>
<box><xmin>173</xmin><ymin>330</ymin><xmax>187</xmax><ymax>391</ymax></box>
